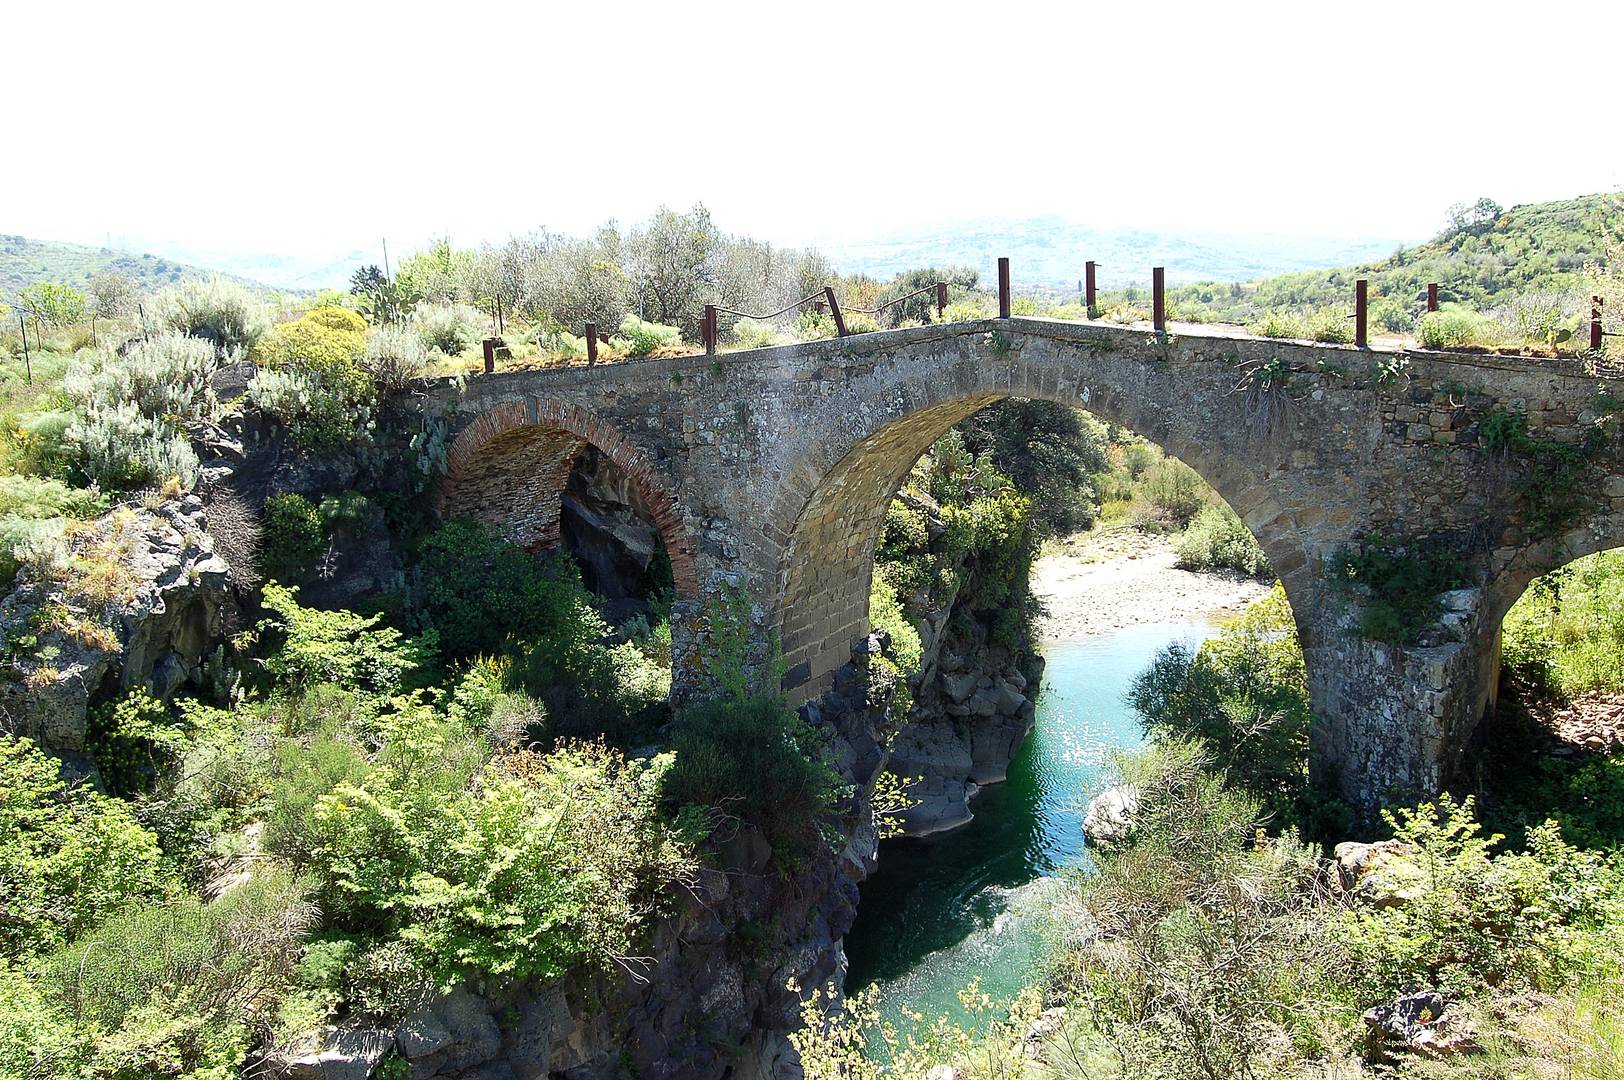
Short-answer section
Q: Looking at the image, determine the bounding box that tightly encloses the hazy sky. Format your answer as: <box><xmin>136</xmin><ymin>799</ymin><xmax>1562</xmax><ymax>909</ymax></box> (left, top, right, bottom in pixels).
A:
<box><xmin>5</xmin><ymin>0</ymin><xmax>1621</xmax><ymax>262</ymax></box>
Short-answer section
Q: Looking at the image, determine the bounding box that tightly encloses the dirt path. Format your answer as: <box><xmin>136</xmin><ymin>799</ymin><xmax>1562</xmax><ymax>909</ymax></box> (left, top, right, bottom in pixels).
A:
<box><xmin>1031</xmin><ymin>529</ymin><xmax>1271</xmax><ymax>642</ymax></box>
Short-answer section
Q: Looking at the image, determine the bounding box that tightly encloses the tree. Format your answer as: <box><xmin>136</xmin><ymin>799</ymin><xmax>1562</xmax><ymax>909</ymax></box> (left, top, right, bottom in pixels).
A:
<box><xmin>88</xmin><ymin>270</ymin><xmax>138</xmax><ymax>318</ymax></box>
<box><xmin>627</xmin><ymin>205</ymin><xmax>724</xmax><ymax>337</ymax></box>
<box><xmin>1441</xmin><ymin>197</ymin><xmax>1505</xmax><ymax>239</ymax></box>
<box><xmin>16</xmin><ymin>282</ymin><xmax>87</xmax><ymax>327</ymax></box>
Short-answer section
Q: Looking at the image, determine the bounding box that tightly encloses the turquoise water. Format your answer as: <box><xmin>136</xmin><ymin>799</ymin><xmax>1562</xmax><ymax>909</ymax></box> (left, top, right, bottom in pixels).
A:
<box><xmin>842</xmin><ymin>620</ymin><xmax>1217</xmax><ymax>1026</ymax></box>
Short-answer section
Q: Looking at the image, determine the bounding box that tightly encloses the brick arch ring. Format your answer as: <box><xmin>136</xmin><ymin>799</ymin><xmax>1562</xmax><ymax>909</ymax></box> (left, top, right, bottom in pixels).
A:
<box><xmin>437</xmin><ymin>397</ymin><xmax>701</xmax><ymax>599</ymax></box>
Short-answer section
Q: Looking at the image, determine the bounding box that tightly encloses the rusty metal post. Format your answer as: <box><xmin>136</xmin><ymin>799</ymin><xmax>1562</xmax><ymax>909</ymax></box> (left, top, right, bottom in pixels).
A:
<box><xmin>481</xmin><ymin>337</ymin><xmax>496</xmax><ymax>374</ymax></box>
<box><xmin>997</xmin><ymin>257</ymin><xmax>1011</xmax><ymax>319</ymax></box>
<box><xmin>1152</xmin><ymin>267</ymin><xmax>1166</xmax><ymax>331</ymax></box>
<box><xmin>823</xmin><ymin>287</ymin><xmax>848</xmax><ymax>336</ymax></box>
<box><xmin>936</xmin><ymin>282</ymin><xmax>948</xmax><ymax>320</ymax></box>
<box><xmin>1085</xmin><ymin>261</ymin><xmax>1098</xmax><ymax>317</ymax></box>
<box><xmin>1355</xmin><ymin>279</ymin><xmax>1369</xmax><ymax>347</ymax></box>
<box><xmin>585</xmin><ymin>322</ymin><xmax>598</xmax><ymax>365</ymax></box>
<box><xmin>703</xmin><ymin>305</ymin><xmax>717</xmax><ymax>354</ymax></box>
<box><xmin>1593</xmin><ymin>296</ymin><xmax>1605</xmax><ymax>351</ymax></box>
<box><xmin>1426</xmin><ymin>283</ymin><xmax>1439</xmax><ymax>312</ymax></box>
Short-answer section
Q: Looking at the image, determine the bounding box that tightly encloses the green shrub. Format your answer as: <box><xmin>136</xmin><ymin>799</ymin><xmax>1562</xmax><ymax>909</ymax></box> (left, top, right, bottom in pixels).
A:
<box><xmin>261</xmin><ymin>493</ymin><xmax>326</xmax><ymax>578</ymax></box>
<box><xmin>413</xmin><ymin>519</ymin><xmax>591</xmax><ymax>657</ymax></box>
<box><xmin>616</xmin><ymin>315</ymin><xmax>683</xmax><ymax>358</ymax></box>
<box><xmin>1249</xmin><ymin>309</ymin><xmax>1303</xmax><ymax>339</ymax></box>
<box><xmin>1057</xmin><ymin>740</ymin><xmax>1337</xmax><ymax>1080</ymax></box>
<box><xmin>0</xmin><ymin>475</ymin><xmax>107</xmax><ymax>587</ymax></box>
<box><xmin>1502</xmin><ymin>550</ymin><xmax>1624</xmax><ymax>696</ymax></box>
<box><xmin>86</xmin><ymin>687</ymin><xmax>186</xmax><ymax>797</ymax></box>
<box><xmin>662</xmin><ymin>694</ymin><xmax>846</xmax><ymax>867</ymax></box>
<box><xmin>317</xmin><ymin>491</ymin><xmax>373</xmax><ymax>533</ymax></box>
<box><xmin>258</xmin><ymin>583</ymin><xmax>430</xmax><ymax>699</ymax></box>
<box><xmin>1419</xmin><ymin>307</ymin><xmax>1500</xmax><ymax>349</ymax></box>
<box><xmin>5</xmin><ymin>409</ymin><xmax>77</xmax><ymax>478</ymax></box>
<box><xmin>17</xmin><ymin>282</ymin><xmax>88</xmax><ymax>327</ymax></box>
<box><xmin>248</xmin><ymin>367</ymin><xmax>359</xmax><ymax>452</ymax></box>
<box><xmin>0</xmin><ymin>734</ymin><xmax>167</xmax><ymax>958</ymax></box>
<box><xmin>150</xmin><ymin>276</ymin><xmax>270</xmax><ymax>354</ymax></box>
<box><xmin>1303</xmin><ymin>306</ymin><xmax>1353</xmax><ymax>344</ymax></box>
<box><xmin>1332</xmin><ymin>533</ymin><xmax>1471</xmax><ymax>644</ymax></box>
<box><xmin>302</xmin><ymin>305</ymin><xmax>368</xmax><ymax>334</ymax></box>
<box><xmin>1173</xmin><ymin>503</ymin><xmax>1270</xmax><ymax>577</ymax></box>
<box><xmin>1136</xmin><ymin>457</ymin><xmax>1207</xmax><ymax>530</ymax></box>
<box><xmin>362</xmin><ymin>326</ymin><xmax>433</xmax><ymax>391</ymax></box>
<box><xmin>311</xmin><ymin>741</ymin><xmax>693</xmax><ymax>982</ymax></box>
<box><xmin>262</xmin><ymin>702</ymin><xmax>373</xmax><ymax>864</ymax></box>
<box><xmin>729</xmin><ymin>317</ymin><xmax>781</xmax><ymax>349</ymax></box>
<box><xmin>1339</xmin><ymin>797</ymin><xmax>1621</xmax><ymax>996</ymax></box>
<box><xmin>41</xmin><ymin>868</ymin><xmax>313</xmax><ymax>1077</ymax></box>
<box><xmin>252</xmin><ymin>314</ymin><xmax>375</xmax><ymax>452</ymax></box>
<box><xmin>1128</xmin><ymin>587</ymin><xmax>1338</xmax><ymax>834</ymax></box>
<box><xmin>69</xmin><ymin>402</ymin><xmax>200</xmax><ymax>490</ymax></box>
<box><xmin>411</xmin><ymin>303</ymin><xmax>484</xmax><ymax>355</ymax></box>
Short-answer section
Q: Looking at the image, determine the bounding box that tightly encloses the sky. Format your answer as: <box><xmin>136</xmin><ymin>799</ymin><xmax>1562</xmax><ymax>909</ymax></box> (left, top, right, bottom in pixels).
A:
<box><xmin>4</xmin><ymin>0</ymin><xmax>1622</xmax><ymax>266</ymax></box>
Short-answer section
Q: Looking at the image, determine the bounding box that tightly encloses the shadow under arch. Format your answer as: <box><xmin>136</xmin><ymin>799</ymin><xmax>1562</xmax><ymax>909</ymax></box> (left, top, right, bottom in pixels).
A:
<box><xmin>771</xmin><ymin>375</ymin><xmax>1310</xmax><ymax>699</ymax></box>
<box><xmin>439</xmin><ymin>397</ymin><xmax>701</xmax><ymax>600</ymax></box>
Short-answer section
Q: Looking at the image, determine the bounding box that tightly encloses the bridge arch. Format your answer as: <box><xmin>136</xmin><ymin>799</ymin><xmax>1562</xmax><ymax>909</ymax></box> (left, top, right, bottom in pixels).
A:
<box><xmin>439</xmin><ymin>397</ymin><xmax>702</xmax><ymax>598</ymax></box>
<box><xmin>768</xmin><ymin>343</ymin><xmax>1313</xmax><ymax>697</ymax></box>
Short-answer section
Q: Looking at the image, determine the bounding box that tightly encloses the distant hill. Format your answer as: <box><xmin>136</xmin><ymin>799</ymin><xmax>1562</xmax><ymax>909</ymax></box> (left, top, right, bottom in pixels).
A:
<box><xmin>0</xmin><ymin>235</ymin><xmax>276</xmax><ymax>303</ymax></box>
<box><xmin>818</xmin><ymin>216</ymin><xmax>1405</xmax><ymax>292</ymax></box>
<box><xmin>1168</xmin><ymin>192</ymin><xmax>1621</xmax><ymax>320</ymax></box>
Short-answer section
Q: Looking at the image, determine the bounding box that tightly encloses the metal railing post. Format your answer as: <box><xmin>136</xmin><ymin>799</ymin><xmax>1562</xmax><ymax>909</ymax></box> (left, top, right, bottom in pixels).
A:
<box><xmin>1085</xmin><ymin>260</ymin><xmax>1098</xmax><ymax>317</ymax></box>
<box><xmin>1593</xmin><ymin>296</ymin><xmax>1605</xmax><ymax>351</ymax></box>
<box><xmin>1426</xmin><ymin>283</ymin><xmax>1439</xmax><ymax>313</ymax></box>
<box><xmin>481</xmin><ymin>337</ymin><xmax>497</xmax><ymax>374</ymax></box>
<box><xmin>936</xmin><ymin>282</ymin><xmax>948</xmax><ymax>320</ymax></box>
<box><xmin>703</xmin><ymin>305</ymin><xmax>718</xmax><ymax>355</ymax></box>
<box><xmin>1152</xmin><ymin>267</ymin><xmax>1166</xmax><ymax>331</ymax></box>
<box><xmin>997</xmin><ymin>257</ymin><xmax>1011</xmax><ymax>319</ymax></box>
<box><xmin>823</xmin><ymin>287</ymin><xmax>848</xmax><ymax>336</ymax></box>
<box><xmin>585</xmin><ymin>322</ymin><xmax>598</xmax><ymax>365</ymax></box>
<box><xmin>1355</xmin><ymin>279</ymin><xmax>1369</xmax><ymax>347</ymax></box>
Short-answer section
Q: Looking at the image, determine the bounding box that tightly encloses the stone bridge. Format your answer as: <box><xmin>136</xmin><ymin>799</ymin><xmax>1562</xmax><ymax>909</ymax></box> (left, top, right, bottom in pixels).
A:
<box><xmin>425</xmin><ymin>317</ymin><xmax>1624</xmax><ymax>816</ymax></box>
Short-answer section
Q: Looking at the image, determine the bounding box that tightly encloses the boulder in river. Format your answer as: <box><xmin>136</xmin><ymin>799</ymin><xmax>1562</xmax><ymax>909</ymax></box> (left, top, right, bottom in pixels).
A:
<box><xmin>1082</xmin><ymin>783</ymin><xmax>1139</xmax><ymax>848</ymax></box>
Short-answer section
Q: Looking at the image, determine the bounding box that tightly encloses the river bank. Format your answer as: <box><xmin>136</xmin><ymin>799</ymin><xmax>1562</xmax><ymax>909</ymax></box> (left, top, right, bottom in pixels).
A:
<box><xmin>1031</xmin><ymin>528</ymin><xmax>1271</xmax><ymax>642</ymax></box>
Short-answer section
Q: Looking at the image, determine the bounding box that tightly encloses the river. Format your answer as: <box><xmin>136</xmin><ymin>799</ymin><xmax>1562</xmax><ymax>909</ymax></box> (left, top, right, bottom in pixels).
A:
<box><xmin>842</xmin><ymin>618</ymin><xmax>1223</xmax><ymax>1028</ymax></box>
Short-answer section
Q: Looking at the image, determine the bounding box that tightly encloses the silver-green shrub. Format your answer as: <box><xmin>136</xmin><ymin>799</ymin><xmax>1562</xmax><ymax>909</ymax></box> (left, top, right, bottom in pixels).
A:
<box><xmin>362</xmin><ymin>327</ymin><xmax>434</xmax><ymax>392</ymax></box>
<box><xmin>248</xmin><ymin>367</ymin><xmax>359</xmax><ymax>451</ymax></box>
<box><xmin>68</xmin><ymin>402</ymin><xmax>199</xmax><ymax>490</ymax></box>
<box><xmin>411</xmin><ymin>303</ymin><xmax>485</xmax><ymax>355</ymax></box>
<box><xmin>65</xmin><ymin>333</ymin><xmax>221</xmax><ymax>422</ymax></box>
<box><xmin>149</xmin><ymin>276</ymin><xmax>270</xmax><ymax>354</ymax></box>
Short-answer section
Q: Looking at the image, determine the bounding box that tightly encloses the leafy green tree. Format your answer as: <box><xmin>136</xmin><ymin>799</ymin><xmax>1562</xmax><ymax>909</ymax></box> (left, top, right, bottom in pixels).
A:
<box><xmin>0</xmin><ymin>735</ymin><xmax>167</xmax><ymax>958</ymax></box>
<box><xmin>17</xmin><ymin>281</ymin><xmax>87</xmax><ymax>327</ymax></box>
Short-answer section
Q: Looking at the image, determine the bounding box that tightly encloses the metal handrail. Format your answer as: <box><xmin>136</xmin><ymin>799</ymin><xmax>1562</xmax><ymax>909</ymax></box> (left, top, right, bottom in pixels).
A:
<box><xmin>712</xmin><ymin>290</ymin><xmax>830</xmax><ymax>322</ymax></box>
<box><xmin>844</xmin><ymin>281</ymin><xmax>951</xmax><ymax>316</ymax></box>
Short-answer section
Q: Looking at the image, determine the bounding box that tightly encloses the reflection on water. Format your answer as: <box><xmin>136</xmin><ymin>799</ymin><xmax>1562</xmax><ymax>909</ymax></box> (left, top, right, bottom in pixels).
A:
<box><xmin>842</xmin><ymin>621</ymin><xmax>1217</xmax><ymax>1027</ymax></box>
